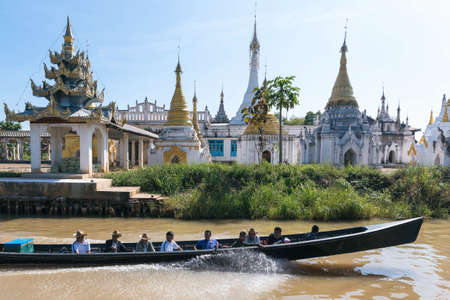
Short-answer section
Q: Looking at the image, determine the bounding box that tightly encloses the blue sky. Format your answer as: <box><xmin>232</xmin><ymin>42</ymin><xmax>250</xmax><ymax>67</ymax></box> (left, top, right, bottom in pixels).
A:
<box><xmin>1</xmin><ymin>0</ymin><xmax>450</xmax><ymax>131</ymax></box>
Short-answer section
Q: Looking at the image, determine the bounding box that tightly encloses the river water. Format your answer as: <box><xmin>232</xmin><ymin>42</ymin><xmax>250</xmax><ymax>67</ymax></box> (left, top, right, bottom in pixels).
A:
<box><xmin>0</xmin><ymin>218</ymin><xmax>448</xmax><ymax>300</ymax></box>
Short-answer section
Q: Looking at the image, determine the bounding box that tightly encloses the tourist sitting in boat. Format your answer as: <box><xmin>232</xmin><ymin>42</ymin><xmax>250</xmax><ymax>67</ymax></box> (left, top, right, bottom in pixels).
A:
<box><xmin>136</xmin><ymin>233</ymin><xmax>155</xmax><ymax>253</ymax></box>
<box><xmin>194</xmin><ymin>230</ymin><xmax>219</xmax><ymax>250</ymax></box>
<box><xmin>267</xmin><ymin>226</ymin><xmax>285</xmax><ymax>245</ymax></box>
<box><xmin>230</xmin><ymin>231</ymin><xmax>247</xmax><ymax>248</ymax></box>
<box><xmin>245</xmin><ymin>228</ymin><xmax>261</xmax><ymax>245</ymax></box>
<box><xmin>160</xmin><ymin>231</ymin><xmax>182</xmax><ymax>252</ymax></box>
<box><xmin>304</xmin><ymin>225</ymin><xmax>319</xmax><ymax>240</ymax></box>
<box><xmin>72</xmin><ymin>230</ymin><xmax>90</xmax><ymax>254</ymax></box>
<box><xmin>105</xmin><ymin>230</ymin><xmax>129</xmax><ymax>253</ymax></box>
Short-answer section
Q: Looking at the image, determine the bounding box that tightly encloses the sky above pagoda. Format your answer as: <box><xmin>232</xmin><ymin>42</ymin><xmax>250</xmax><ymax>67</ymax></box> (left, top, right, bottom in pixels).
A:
<box><xmin>1</xmin><ymin>0</ymin><xmax>449</xmax><ymax>130</ymax></box>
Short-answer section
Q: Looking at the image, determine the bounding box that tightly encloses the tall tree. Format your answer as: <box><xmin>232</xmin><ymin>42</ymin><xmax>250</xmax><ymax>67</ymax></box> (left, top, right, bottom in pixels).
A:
<box><xmin>304</xmin><ymin>111</ymin><xmax>316</xmax><ymax>125</ymax></box>
<box><xmin>241</xmin><ymin>82</ymin><xmax>270</xmax><ymax>163</ymax></box>
<box><xmin>265</xmin><ymin>76</ymin><xmax>300</xmax><ymax>164</ymax></box>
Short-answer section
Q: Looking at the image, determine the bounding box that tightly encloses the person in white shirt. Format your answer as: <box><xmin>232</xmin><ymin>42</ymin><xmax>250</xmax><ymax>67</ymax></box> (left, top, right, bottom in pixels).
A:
<box><xmin>245</xmin><ymin>228</ymin><xmax>261</xmax><ymax>245</ymax></box>
<box><xmin>160</xmin><ymin>231</ymin><xmax>182</xmax><ymax>252</ymax></box>
<box><xmin>72</xmin><ymin>230</ymin><xmax>90</xmax><ymax>254</ymax></box>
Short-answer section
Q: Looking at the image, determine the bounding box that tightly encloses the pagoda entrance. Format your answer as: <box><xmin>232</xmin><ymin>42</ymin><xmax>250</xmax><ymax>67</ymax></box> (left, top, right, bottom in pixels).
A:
<box><xmin>434</xmin><ymin>155</ymin><xmax>441</xmax><ymax>166</ymax></box>
<box><xmin>388</xmin><ymin>150</ymin><xmax>396</xmax><ymax>164</ymax></box>
<box><xmin>262</xmin><ymin>150</ymin><xmax>271</xmax><ymax>163</ymax></box>
<box><xmin>344</xmin><ymin>149</ymin><xmax>356</xmax><ymax>166</ymax></box>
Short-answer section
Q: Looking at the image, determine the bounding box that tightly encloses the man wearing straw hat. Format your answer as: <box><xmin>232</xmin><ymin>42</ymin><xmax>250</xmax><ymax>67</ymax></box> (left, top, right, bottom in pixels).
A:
<box><xmin>105</xmin><ymin>230</ymin><xmax>129</xmax><ymax>253</ymax></box>
<box><xmin>136</xmin><ymin>233</ymin><xmax>155</xmax><ymax>253</ymax></box>
<box><xmin>72</xmin><ymin>230</ymin><xmax>90</xmax><ymax>254</ymax></box>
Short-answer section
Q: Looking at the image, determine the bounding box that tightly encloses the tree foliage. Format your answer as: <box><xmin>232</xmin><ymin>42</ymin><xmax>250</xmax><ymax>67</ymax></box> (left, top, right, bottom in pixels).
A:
<box><xmin>264</xmin><ymin>76</ymin><xmax>300</xmax><ymax>163</ymax></box>
<box><xmin>0</xmin><ymin>120</ymin><xmax>21</xmax><ymax>131</ymax></box>
<box><xmin>304</xmin><ymin>111</ymin><xmax>321</xmax><ymax>125</ymax></box>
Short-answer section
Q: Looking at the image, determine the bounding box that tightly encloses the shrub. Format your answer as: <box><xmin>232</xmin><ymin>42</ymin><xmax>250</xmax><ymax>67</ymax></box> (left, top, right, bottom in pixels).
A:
<box><xmin>104</xmin><ymin>164</ymin><xmax>449</xmax><ymax>220</ymax></box>
<box><xmin>50</xmin><ymin>157</ymin><xmax>80</xmax><ymax>173</ymax></box>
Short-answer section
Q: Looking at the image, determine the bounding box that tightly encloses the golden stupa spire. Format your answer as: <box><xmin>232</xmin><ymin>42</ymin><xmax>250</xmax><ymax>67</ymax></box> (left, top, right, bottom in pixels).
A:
<box><xmin>192</xmin><ymin>81</ymin><xmax>205</xmax><ymax>146</ymax></box>
<box><xmin>429</xmin><ymin>110</ymin><xmax>434</xmax><ymax>125</ymax></box>
<box><xmin>166</xmin><ymin>57</ymin><xmax>192</xmax><ymax>126</ymax></box>
<box><xmin>443</xmin><ymin>105</ymin><xmax>448</xmax><ymax>122</ymax></box>
<box><xmin>326</xmin><ymin>19</ymin><xmax>358</xmax><ymax>109</ymax></box>
<box><xmin>63</xmin><ymin>16</ymin><xmax>75</xmax><ymax>57</ymax></box>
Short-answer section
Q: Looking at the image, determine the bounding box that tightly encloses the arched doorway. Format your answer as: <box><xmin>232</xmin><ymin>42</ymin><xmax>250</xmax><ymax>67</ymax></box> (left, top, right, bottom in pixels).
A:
<box><xmin>171</xmin><ymin>155</ymin><xmax>180</xmax><ymax>164</ymax></box>
<box><xmin>262</xmin><ymin>150</ymin><xmax>271</xmax><ymax>163</ymax></box>
<box><xmin>388</xmin><ymin>150</ymin><xmax>396</xmax><ymax>164</ymax></box>
<box><xmin>434</xmin><ymin>155</ymin><xmax>441</xmax><ymax>166</ymax></box>
<box><xmin>344</xmin><ymin>149</ymin><xmax>356</xmax><ymax>166</ymax></box>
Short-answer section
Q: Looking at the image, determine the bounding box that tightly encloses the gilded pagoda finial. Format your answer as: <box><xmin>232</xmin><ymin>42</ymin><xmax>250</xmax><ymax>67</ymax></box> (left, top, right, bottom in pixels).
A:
<box><xmin>63</xmin><ymin>16</ymin><xmax>75</xmax><ymax>58</ymax></box>
<box><xmin>443</xmin><ymin>105</ymin><xmax>449</xmax><ymax>122</ymax></box>
<box><xmin>429</xmin><ymin>110</ymin><xmax>434</xmax><ymax>125</ymax></box>
<box><xmin>192</xmin><ymin>81</ymin><xmax>205</xmax><ymax>146</ymax></box>
<box><xmin>250</xmin><ymin>12</ymin><xmax>260</xmax><ymax>51</ymax></box>
<box><xmin>166</xmin><ymin>58</ymin><xmax>192</xmax><ymax>127</ymax></box>
<box><xmin>326</xmin><ymin>19</ymin><xmax>358</xmax><ymax>109</ymax></box>
<box><xmin>65</xmin><ymin>16</ymin><xmax>73</xmax><ymax>41</ymax></box>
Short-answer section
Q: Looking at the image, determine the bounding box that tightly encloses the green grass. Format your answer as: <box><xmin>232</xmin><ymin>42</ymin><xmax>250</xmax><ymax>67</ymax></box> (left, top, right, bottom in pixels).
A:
<box><xmin>0</xmin><ymin>171</ymin><xmax>22</xmax><ymax>178</ymax></box>
<box><xmin>105</xmin><ymin>164</ymin><xmax>450</xmax><ymax>220</ymax></box>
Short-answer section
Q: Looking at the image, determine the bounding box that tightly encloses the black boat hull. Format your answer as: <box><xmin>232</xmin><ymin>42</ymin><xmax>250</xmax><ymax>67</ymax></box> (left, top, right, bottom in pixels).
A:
<box><xmin>0</xmin><ymin>217</ymin><xmax>423</xmax><ymax>266</ymax></box>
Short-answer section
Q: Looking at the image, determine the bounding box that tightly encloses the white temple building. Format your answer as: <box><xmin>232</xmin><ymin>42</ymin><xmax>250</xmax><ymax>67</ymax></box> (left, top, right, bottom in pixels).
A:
<box><xmin>409</xmin><ymin>95</ymin><xmax>450</xmax><ymax>166</ymax></box>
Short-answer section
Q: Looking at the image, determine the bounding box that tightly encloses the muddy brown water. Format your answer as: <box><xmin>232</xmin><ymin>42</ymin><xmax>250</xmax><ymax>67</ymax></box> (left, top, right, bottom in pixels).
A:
<box><xmin>0</xmin><ymin>218</ymin><xmax>448</xmax><ymax>299</ymax></box>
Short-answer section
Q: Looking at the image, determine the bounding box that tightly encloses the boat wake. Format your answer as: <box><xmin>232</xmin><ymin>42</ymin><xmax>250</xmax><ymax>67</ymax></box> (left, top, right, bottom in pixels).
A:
<box><xmin>173</xmin><ymin>250</ymin><xmax>287</xmax><ymax>274</ymax></box>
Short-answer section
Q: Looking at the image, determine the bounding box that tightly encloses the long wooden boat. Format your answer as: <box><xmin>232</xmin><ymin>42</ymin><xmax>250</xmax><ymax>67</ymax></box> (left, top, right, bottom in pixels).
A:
<box><xmin>0</xmin><ymin>217</ymin><xmax>423</xmax><ymax>266</ymax></box>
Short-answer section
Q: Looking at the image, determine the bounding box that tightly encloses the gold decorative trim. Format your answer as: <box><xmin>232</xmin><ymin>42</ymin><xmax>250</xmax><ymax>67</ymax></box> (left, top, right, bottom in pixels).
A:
<box><xmin>163</xmin><ymin>146</ymin><xmax>187</xmax><ymax>164</ymax></box>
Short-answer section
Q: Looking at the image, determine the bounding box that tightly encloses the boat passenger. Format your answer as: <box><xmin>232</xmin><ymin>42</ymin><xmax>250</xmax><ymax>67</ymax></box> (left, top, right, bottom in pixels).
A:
<box><xmin>160</xmin><ymin>231</ymin><xmax>182</xmax><ymax>252</ymax></box>
<box><xmin>230</xmin><ymin>231</ymin><xmax>247</xmax><ymax>247</ymax></box>
<box><xmin>194</xmin><ymin>230</ymin><xmax>219</xmax><ymax>250</ymax></box>
<box><xmin>72</xmin><ymin>230</ymin><xmax>90</xmax><ymax>254</ymax></box>
<box><xmin>245</xmin><ymin>228</ymin><xmax>260</xmax><ymax>245</ymax></box>
<box><xmin>304</xmin><ymin>225</ymin><xmax>319</xmax><ymax>240</ymax></box>
<box><xmin>267</xmin><ymin>226</ymin><xmax>285</xmax><ymax>245</ymax></box>
<box><xmin>105</xmin><ymin>230</ymin><xmax>129</xmax><ymax>253</ymax></box>
<box><xmin>136</xmin><ymin>233</ymin><xmax>155</xmax><ymax>253</ymax></box>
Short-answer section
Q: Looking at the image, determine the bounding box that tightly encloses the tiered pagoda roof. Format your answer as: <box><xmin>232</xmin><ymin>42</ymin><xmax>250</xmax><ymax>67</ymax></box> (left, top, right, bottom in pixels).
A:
<box><xmin>5</xmin><ymin>17</ymin><xmax>113</xmax><ymax>123</ymax></box>
<box><xmin>212</xmin><ymin>88</ymin><xmax>229</xmax><ymax>123</ymax></box>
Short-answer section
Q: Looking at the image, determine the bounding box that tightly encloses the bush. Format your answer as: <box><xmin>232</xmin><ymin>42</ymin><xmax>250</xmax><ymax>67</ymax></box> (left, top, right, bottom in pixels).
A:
<box><xmin>50</xmin><ymin>157</ymin><xmax>80</xmax><ymax>173</ymax></box>
<box><xmin>104</xmin><ymin>164</ymin><xmax>450</xmax><ymax>220</ymax></box>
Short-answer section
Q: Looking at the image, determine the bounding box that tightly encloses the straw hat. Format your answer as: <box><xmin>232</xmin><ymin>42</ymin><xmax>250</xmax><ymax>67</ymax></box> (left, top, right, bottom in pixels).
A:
<box><xmin>73</xmin><ymin>230</ymin><xmax>87</xmax><ymax>238</ymax></box>
<box><xmin>112</xmin><ymin>230</ymin><xmax>122</xmax><ymax>238</ymax></box>
<box><xmin>139</xmin><ymin>233</ymin><xmax>149</xmax><ymax>241</ymax></box>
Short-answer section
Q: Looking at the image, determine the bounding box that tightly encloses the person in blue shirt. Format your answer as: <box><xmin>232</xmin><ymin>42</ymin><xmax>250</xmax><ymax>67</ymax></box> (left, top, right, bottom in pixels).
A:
<box><xmin>304</xmin><ymin>225</ymin><xmax>319</xmax><ymax>240</ymax></box>
<box><xmin>194</xmin><ymin>230</ymin><xmax>219</xmax><ymax>250</ymax></box>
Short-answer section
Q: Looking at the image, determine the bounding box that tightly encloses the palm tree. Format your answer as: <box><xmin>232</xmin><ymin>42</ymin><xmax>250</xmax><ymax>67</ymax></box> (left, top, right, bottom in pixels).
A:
<box><xmin>265</xmin><ymin>76</ymin><xmax>300</xmax><ymax>164</ymax></box>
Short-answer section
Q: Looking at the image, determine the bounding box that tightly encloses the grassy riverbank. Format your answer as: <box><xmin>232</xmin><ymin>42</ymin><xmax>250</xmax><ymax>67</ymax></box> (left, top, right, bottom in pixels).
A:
<box><xmin>105</xmin><ymin>164</ymin><xmax>449</xmax><ymax>220</ymax></box>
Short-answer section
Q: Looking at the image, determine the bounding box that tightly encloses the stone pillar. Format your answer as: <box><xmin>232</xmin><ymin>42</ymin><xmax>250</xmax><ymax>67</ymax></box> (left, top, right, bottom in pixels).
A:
<box><xmin>79</xmin><ymin>126</ymin><xmax>94</xmax><ymax>174</ymax></box>
<box><xmin>50</xmin><ymin>128</ymin><xmax>64</xmax><ymax>166</ymax></box>
<box><xmin>47</xmin><ymin>140</ymin><xmax>51</xmax><ymax>160</ymax></box>
<box><xmin>121</xmin><ymin>133</ymin><xmax>129</xmax><ymax>170</ymax></box>
<box><xmin>14</xmin><ymin>143</ymin><xmax>18</xmax><ymax>160</ymax></box>
<box><xmin>1</xmin><ymin>139</ymin><xmax>7</xmax><ymax>160</ymax></box>
<box><xmin>18</xmin><ymin>139</ymin><xmax>24</xmax><ymax>160</ymax></box>
<box><xmin>131</xmin><ymin>139</ymin><xmax>136</xmax><ymax>166</ymax></box>
<box><xmin>138</xmin><ymin>137</ymin><xmax>144</xmax><ymax>168</ymax></box>
<box><xmin>30</xmin><ymin>125</ymin><xmax>42</xmax><ymax>173</ymax></box>
<box><xmin>98</xmin><ymin>128</ymin><xmax>109</xmax><ymax>173</ymax></box>
<box><xmin>143</xmin><ymin>141</ymin><xmax>149</xmax><ymax>164</ymax></box>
